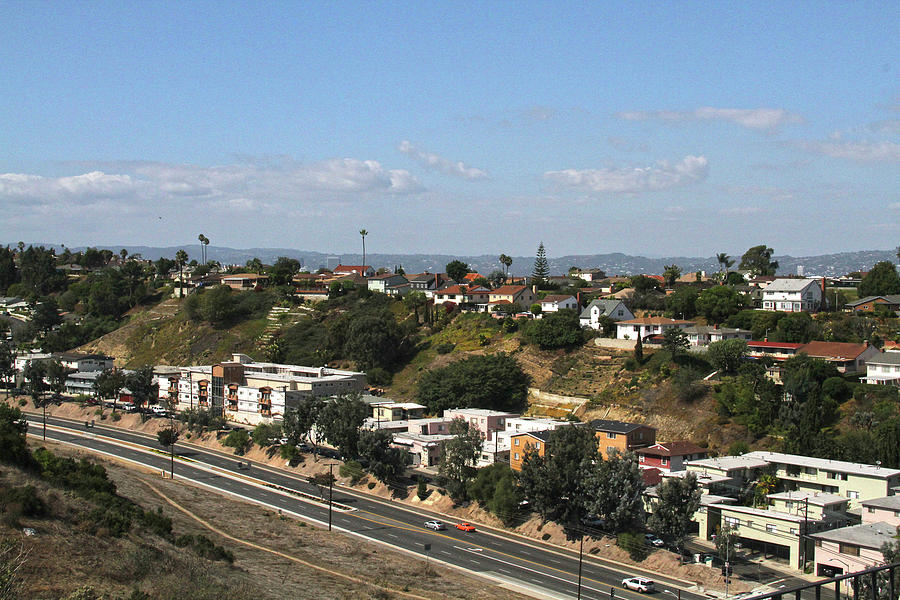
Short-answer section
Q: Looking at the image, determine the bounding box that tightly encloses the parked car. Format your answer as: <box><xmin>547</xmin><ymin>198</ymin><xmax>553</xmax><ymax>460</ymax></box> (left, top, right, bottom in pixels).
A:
<box><xmin>455</xmin><ymin>522</ymin><xmax>476</xmax><ymax>532</ymax></box>
<box><xmin>424</xmin><ymin>520</ymin><xmax>445</xmax><ymax>531</ymax></box>
<box><xmin>120</xmin><ymin>402</ymin><xmax>137</xmax><ymax>412</ymax></box>
<box><xmin>150</xmin><ymin>405</ymin><xmax>168</xmax><ymax>417</ymax></box>
<box><xmin>622</xmin><ymin>577</ymin><xmax>655</xmax><ymax>593</ymax></box>
<box><xmin>644</xmin><ymin>533</ymin><xmax>665</xmax><ymax>547</ymax></box>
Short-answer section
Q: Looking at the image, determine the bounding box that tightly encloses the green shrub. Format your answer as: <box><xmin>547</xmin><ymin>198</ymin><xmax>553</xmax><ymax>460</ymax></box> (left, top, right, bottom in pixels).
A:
<box><xmin>222</xmin><ymin>429</ymin><xmax>251</xmax><ymax>455</ymax></box>
<box><xmin>366</xmin><ymin>367</ymin><xmax>393</xmax><ymax>386</ymax></box>
<box><xmin>434</xmin><ymin>342</ymin><xmax>455</xmax><ymax>354</ymax></box>
<box><xmin>111</xmin><ymin>412</ymin><xmax>122</xmax><ymax>422</ymax></box>
<box><xmin>367</xmin><ymin>482</ymin><xmax>376</xmax><ymax>489</ymax></box>
<box><xmin>617</xmin><ymin>532</ymin><xmax>649</xmax><ymax>561</ymax></box>
<box><xmin>17</xmin><ymin>398</ymin><xmax>26</xmax><ymax>406</ymax></box>
<box><xmin>417</xmin><ymin>477</ymin><xmax>429</xmax><ymax>500</ymax></box>
<box><xmin>251</xmin><ymin>422</ymin><xmax>282</xmax><ymax>447</ymax></box>
<box><xmin>340</xmin><ymin>460</ymin><xmax>364</xmax><ymax>485</ymax></box>
<box><xmin>623</xmin><ymin>357</ymin><xmax>638</xmax><ymax>371</ymax></box>
<box><xmin>2</xmin><ymin>485</ymin><xmax>48</xmax><ymax>518</ymax></box>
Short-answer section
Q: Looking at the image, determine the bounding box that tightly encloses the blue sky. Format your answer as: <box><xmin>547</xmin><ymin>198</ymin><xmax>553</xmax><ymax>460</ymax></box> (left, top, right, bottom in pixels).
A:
<box><xmin>2</xmin><ymin>1</ymin><xmax>898</xmax><ymax>258</ymax></box>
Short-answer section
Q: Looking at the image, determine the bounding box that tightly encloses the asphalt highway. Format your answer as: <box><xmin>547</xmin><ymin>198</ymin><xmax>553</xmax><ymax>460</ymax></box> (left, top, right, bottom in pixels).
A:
<box><xmin>26</xmin><ymin>412</ymin><xmax>713</xmax><ymax>600</ymax></box>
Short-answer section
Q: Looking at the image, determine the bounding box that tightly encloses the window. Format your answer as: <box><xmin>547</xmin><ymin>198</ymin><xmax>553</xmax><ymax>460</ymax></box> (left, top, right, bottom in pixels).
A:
<box><xmin>867</xmin><ymin>507</ymin><xmax>875</xmax><ymax>514</ymax></box>
<box><xmin>847</xmin><ymin>491</ymin><xmax>859</xmax><ymax>499</ymax></box>
<box><xmin>766</xmin><ymin>524</ymin><xmax>777</xmax><ymax>533</ymax></box>
<box><xmin>607</xmin><ymin>432</ymin><xmax>617</xmax><ymax>439</ymax></box>
<box><xmin>839</xmin><ymin>544</ymin><xmax>860</xmax><ymax>556</ymax></box>
<box><xmin>607</xmin><ymin>446</ymin><xmax>616</xmax><ymax>454</ymax></box>
<box><xmin>661</xmin><ymin>458</ymin><xmax>668</xmax><ymax>466</ymax></box>
<box><xmin>514</xmin><ymin>439</ymin><xmax>520</xmax><ymax>446</ymax></box>
<box><xmin>790</xmin><ymin>528</ymin><xmax>797</xmax><ymax>535</ymax></box>
<box><xmin>724</xmin><ymin>516</ymin><xmax>741</xmax><ymax>527</ymax></box>
<box><xmin>514</xmin><ymin>453</ymin><xmax>519</xmax><ymax>460</ymax></box>
<box><xmin>535</xmin><ymin>442</ymin><xmax>541</xmax><ymax>450</ymax></box>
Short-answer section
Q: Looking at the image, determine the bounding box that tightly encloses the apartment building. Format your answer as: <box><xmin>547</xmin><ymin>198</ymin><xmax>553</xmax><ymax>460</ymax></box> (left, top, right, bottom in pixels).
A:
<box><xmin>160</xmin><ymin>353</ymin><xmax>366</xmax><ymax>425</ymax></box>
<box><xmin>591</xmin><ymin>419</ymin><xmax>656</xmax><ymax>459</ymax></box>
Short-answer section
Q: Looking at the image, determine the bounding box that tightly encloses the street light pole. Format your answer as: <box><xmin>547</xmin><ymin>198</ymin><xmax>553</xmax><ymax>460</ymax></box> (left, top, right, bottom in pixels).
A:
<box><xmin>577</xmin><ymin>533</ymin><xmax>585</xmax><ymax>600</ymax></box>
<box><xmin>327</xmin><ymin>463</ymin><xmax>337</xmax><ymax>531</ymax></box>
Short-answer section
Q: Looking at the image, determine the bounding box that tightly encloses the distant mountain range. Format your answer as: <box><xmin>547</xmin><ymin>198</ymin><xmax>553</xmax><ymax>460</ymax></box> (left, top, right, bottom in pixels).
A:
<box><xmin>24</xmin><ymin>243</ymin><xmax>900</xmax><ymax>277</ymax></box>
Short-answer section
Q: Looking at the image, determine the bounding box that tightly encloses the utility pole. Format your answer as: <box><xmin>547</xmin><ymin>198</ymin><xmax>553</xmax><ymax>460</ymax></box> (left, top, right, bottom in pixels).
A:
<box><xmin>327</xmin><ymin>463</ymin><xmax>337</xmax><ymax>531</ymax></box>
<box><xmin>577</xmin><ymin>533</ymin><xmax>585</xmax><ymax>600</ymax></box>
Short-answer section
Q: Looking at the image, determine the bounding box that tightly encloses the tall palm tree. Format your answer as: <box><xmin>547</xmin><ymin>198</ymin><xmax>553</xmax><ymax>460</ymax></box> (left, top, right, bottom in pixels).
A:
<box><xmin>499</xmin><ymin>254</ymin><xmax>512</xmax><ymax>279</ymax></box>
<box><xmin>359</xmin><ymin>229</ymin><xmax>368</xmax><ymax>266</ymax></box>
<box><xmin>175</xmin><ymin>249</ymin><xmax>188</xmax><ymax>296</ymax></box>
<box><xmin>198</xmin><ymin>234</ymin><xmax>209</xmax><ymax>264</ymax></box>
<box><xmin>716</xmin><ymin>252</ymin><xmax>734</xmax><ymax>275</ymax></box>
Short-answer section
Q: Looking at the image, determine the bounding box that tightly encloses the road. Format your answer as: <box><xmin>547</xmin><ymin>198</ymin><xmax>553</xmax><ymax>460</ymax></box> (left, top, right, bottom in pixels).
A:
<box><xmin>26</xmin><ymin>412</ymin><xmax>712</xmax><ymax>600</ymax></box>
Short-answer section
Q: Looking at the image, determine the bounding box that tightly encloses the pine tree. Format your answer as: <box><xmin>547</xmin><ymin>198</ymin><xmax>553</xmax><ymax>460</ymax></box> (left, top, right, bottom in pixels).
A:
<box><xmin>532</xmin><ymin>242</ymin><xmax>549</xmax><ymax>287</ymax></box>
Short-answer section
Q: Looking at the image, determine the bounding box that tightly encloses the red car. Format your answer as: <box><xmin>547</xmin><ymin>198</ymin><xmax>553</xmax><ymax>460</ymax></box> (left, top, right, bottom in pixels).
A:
<box><xmin>455</xmin><ymin>522</ymin><xmax>476</xmax><ymax>532</ymax></box>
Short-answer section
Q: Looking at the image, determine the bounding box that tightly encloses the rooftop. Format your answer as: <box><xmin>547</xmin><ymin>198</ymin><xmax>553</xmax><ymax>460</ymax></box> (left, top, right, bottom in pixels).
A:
<box><xmin>590</xmin><ymin>419</ymin><xmax>655</xmax><ymax>434</ymax></box>
<box><xmin>541</xmin><ymin>295</ymin><xmax>575</xmax><ymax>303</ymax></box>
<box><xmin>617</xmin><ymin>316</ymin><xmax>694</xmax><ymax>325</ymax></box>
<box><xmin>491</xmin><ymin>285</ymin><xmax>528</xmax><ymax>295</ymax></box>
<box><xmin>867</xmin><ymin>351</ymin><xmax>900</xmax><ymax>366</ymax></box>
<box><xmin>636</xmin><ymin>441</ymin><xmax>707</xmax><ymax>457</ymax></box>
<box><xmin>711</xmin><ymin>503</ymin><xmax>808</xmax><ymax>523</ymax></box>
<box><xmin>860</xmin><ymin>495</ymin><xmax>900</xmax><ymax>511</ymax></box>
<box><xmin>799</xmin><ymin>341</ymin><xmax>871</xmax><ymax>360</ymax></box>
<box><xmin>511</xmin><ymin>430</ymin><xmax>552</xmax><ymax>442</ymax></box>
<box><xmin>763</xmin><ymin>278</ymin><xmax>821</xmax><ymax>292</ymax></box>
<box><xmin>809</xmin><ymin>522</ymin><xmax>899</xmax><ymax>549</ymax></box>
<box><xmin>767</xmin><ymin>491</ymin><xmax>848</xmax><ymax>506</ymax></box>
<box><xmin>687</xmin><ymin>455</ymin><xmax>770</xmax><ymax>472</ymax></box>
<box><xmin>444</xmin><ymin>408</ymin><xmax>519</xmax><ymax>417</ymax></box>
<box><xmin>747</xmin><ymin>340</ymin><xmax>804</xmax><ymax>349</ymax></box>
<box><xmin>743</xmin><ymin>451</ymin><xmax>900</xmax><ymax>479</ymax></box>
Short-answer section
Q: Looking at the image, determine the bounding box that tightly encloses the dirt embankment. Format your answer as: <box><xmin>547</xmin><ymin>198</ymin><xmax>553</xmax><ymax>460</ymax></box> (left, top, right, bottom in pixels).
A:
<box><xmin>24</xmin><ymin>399</ymin><xmax>744</xmax><ymax>593</ymax></box>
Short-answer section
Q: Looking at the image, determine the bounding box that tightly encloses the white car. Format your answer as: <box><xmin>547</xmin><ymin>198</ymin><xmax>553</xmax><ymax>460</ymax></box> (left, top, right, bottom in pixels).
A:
<box><xmin>424</xmin><ymin>520</ymin><xmax>445</xmax><ymax>531</ymax></box>
<box><xmin>622</xmin><ymin>577</ymin><xmax>655</xmax><ymax>593</ymax></box>
<box><xmin>150</xmin><ymin>405</ymin><xmax>168</xmax><ymax>416</ymax></box>
<box><xmin>644</xmin><ymin>533</ymin><xmax>665</xmax><ymax>547</ymax></box>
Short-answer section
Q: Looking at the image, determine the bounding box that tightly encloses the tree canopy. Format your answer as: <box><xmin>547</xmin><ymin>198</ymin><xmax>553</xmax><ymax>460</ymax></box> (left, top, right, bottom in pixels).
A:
<box><xmin>523</xmin><ymin>309</ymin><xmax>583</xmax><ymax>349</ymax></box>
<box><xmin>696</xmin><ymin>285</ymin><xmax>744</xmax><ymax>324</ymax></box>
<box><xmin>532</xmin><ymin>243</ymin><xmax>550</xmax><ymax>287</ymax></box>
<box><xmin>857</xmin><ymin>261</ymin><xmax>900</xmax><ymax>297</ymax></box>
<box><xmin>739</xmin><ymin>245</ymin><xmax>779</xmax><ymax>276</ymax></box>
<box><xmin>416</xmin><ymin>353</ymin><xmax>530</xmax><ymax>414</ymax></box>
<box><xmin>445</xmin><ymin>260</ymin><xmax>469</xmax><ymax>284</ymax></box>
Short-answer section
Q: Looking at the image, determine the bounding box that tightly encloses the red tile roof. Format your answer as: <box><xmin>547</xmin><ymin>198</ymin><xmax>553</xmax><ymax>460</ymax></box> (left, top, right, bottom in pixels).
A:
<box><xmin>747</xmin><ymin>340</ymin><xmax>804</xmax><ymax>349</ymax></box>
<box><xmin>799</xmin><ymin>341</ymin><xmax>871</xmax><ymax>360</ymax></box>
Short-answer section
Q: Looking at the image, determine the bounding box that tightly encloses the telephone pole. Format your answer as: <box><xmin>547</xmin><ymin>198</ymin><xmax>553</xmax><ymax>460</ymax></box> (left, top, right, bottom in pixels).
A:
<box><xmin>327</xmin><ymin>463</ymin><xmax>337</xmax><ymax>531</ymax></box>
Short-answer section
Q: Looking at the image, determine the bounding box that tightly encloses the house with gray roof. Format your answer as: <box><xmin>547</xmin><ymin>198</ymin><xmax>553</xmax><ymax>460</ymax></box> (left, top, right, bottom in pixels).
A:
<box><xmin>761</xmin><ymin>278</ymin><xmax>823</xmax><ymax>312</ymax></box>
<box><xmin>579</xmin><ymin>299</ymin><xmax>634</xmax><ymax>330</ymax></box>
<box><xmin>862</xmin><ymin>351</ymin><xmax>900</xmax><ymax>386</ymax></box>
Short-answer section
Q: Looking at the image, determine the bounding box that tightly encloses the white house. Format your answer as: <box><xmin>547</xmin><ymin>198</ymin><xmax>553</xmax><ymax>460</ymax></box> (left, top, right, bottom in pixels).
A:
<box><xmin>539</xmin><ymin>295</ymin><xmax>578</xmax><ymax>313</ymax></box>
<box><xmin>682</xmin><ymin>326</ymin><xmax>752</xmax><ymax>347</ymax></box>
<box><xmin>761</xmin><ymin>278</ymin><xmax>823</xmax><ymax>312</ymax></box>
<box><xmin>432</xmin><ymin>284</ymin><xmax>491</xmax><ymax>307</ymax></box>
<box><xmin>579</xmin><ymin>299</ymin><xmax>634</xmax><ymax>330</ymax></box>
<box><xmin>333</xmin><ymin>265</ymin><xmax>375</xmax><ymax>277</ymax></box>
<box><xmin>367</xmin><ymin>273</ymin><xmax>408</xmax><ymax>294</ymax></box>
<box><xmin>860</xmin><ymin>350</ymin><xmax>900</xmax><ymax>386</ymax></box>
<box><xmin>615</xmin><ymin>317</ymin><xmax>694</xmax><ymax>341</ymax></box>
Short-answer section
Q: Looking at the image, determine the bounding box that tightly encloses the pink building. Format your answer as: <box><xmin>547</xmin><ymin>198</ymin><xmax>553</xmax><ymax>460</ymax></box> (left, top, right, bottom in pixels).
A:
<box><xmin>811</xmin><ymin>495</ymin><xmax>900</xmax><ymax>579</ymax></box>
<box><xmin>442</xmin><ymin>408</ymin><xmax>519</xmax><ymax>442</ymax></box>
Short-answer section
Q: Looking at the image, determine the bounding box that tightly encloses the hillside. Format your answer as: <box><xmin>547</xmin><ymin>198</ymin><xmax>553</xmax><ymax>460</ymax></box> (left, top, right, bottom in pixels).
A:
<box><xmin>79</xmin><ymin>298</ymin><xmax>730</xmax><ymax>450</ymax></box>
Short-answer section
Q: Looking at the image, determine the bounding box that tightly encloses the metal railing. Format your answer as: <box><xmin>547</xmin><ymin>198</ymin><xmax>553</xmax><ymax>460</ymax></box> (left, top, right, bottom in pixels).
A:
<box><xmin>743</xmin><ymin>562</ymin><xmax>898</xmax><ymax>600</ymax></box>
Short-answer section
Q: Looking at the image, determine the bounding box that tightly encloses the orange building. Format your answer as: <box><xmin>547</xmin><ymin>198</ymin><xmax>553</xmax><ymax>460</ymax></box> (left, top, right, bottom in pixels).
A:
<box><xmin>591</xmin><ymin>419</ymin><xmax>656</xmax><ymax>459</ymax></box>
<box><xmin>509</xmin><ymin>431</ymin><xmax>552</xmax><ymax>471</ymax></box>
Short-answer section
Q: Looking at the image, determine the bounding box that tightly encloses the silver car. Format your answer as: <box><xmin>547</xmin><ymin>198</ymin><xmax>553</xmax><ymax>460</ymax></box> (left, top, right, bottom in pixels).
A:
<box><xmin>424</xmin><ymin>520</ymin><xmax>445</xmax><ymax>531</ymax></box>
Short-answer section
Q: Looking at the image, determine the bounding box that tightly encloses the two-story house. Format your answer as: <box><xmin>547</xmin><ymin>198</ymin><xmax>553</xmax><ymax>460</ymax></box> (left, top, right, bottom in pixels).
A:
<box><xmin>636</xmin><ymin>441</ymin><xmax>708</xmax><ymax>472</ymax></box>
<box><xmin>432</xmin><ymin>284</ymin><xmax>491</xmax><ymax>307</ymax></box>
<box><xmin>591</xmin><ymin>419</ymin><xmax>656</xmax><ymax>459</ymax></box>
<box><xmin>861</xmin><ymin>350</ymin><xmax>900</xmax><ymax>386</ymax></box>
<box><xmin>579</xmin><ymin>299</ymin><xmax>634</xmax><ymax>330</ymax></box>
<box><xmin>761</xmin><ymin>278</ymin><xmax>823</xmax><ymax>312</ymax></box>
<box><xmin>509</xmin><ymin>430</ymin><xmax>552</xmax><ymax>471</ymax></box>
<box><xmin>682</xmin><ymin>326</ymin><xmax>752</xmax><ymax>347</ymax></box>
<box><xmin>367</xmin><ymin>273</ymin><xmax>408</xmax><ymax>294</ymax></box>
<box><xmin>488</xmin><ymin>285</ymin><xmax>536</xmax><ymax>310</ymax></box>
<box><xmin>539</xmin><ymin>295</ymin><xmax>579</xmax><ymax>313</ymax></box>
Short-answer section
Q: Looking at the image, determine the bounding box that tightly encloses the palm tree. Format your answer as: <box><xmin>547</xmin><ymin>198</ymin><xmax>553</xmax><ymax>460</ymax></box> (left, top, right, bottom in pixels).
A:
<box><xmin>359</xmin><ymin>229</ymin><xmax>368</xmax><ymax>266</ymax></box>
<box><xmin>716</xmin><ymin>252</ymin><xmax>734</xmax><ymax>275</ymax></box>
<box><xmin>499</xmin><ymin>254</ymin><xmax>512</xmax><ymax>279</ymax></box>
<box><xmin>198</xmin><ymin>234</ymin><xmax>209</xmax><ymax>264</ymax></box>
<box><xmin>175</xmin><ymin>249</ymin><xmax>188</xmax><ymax>296</ymax></box>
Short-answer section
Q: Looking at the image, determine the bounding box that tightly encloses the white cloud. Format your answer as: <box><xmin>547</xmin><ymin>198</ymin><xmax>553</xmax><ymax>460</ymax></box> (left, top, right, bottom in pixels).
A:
<box><xmin>398</xmin><ymin>141</ymin><xmax>488</xmax><ymax>180</ymax></box>
<box><xmin>0</xmin><ymin>157</ymin><xmax>422</xmax><ymax>210</ymax></box>
<box><xmin>617</xmin><ymin>107</ymin><xmax>803</xmax><ymax>132</ymax></box>
<box><xmin>544</xmin><ymin>155</ymin><xmax>709</xmax><ymax>193</ymax></box>
<box><xmin>795</xmin><ymin>139</ymin><xmax>900</xmax><ymax>163</ymax></box>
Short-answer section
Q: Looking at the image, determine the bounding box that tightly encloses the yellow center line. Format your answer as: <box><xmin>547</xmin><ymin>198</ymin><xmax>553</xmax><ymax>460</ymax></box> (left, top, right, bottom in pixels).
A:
<box><xmin>343</xmin><ymin>508</ymin><xmax>645</xmax><ymax>596</ymax></box>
